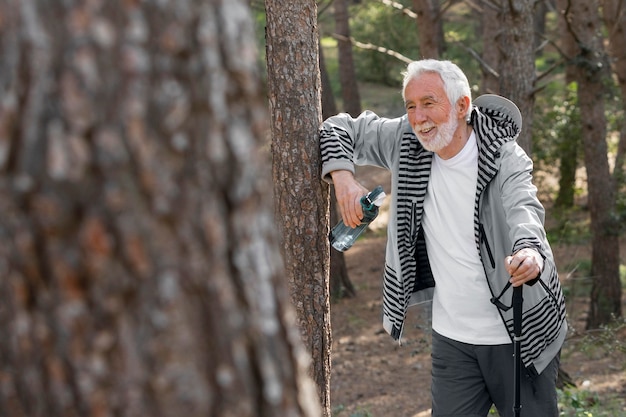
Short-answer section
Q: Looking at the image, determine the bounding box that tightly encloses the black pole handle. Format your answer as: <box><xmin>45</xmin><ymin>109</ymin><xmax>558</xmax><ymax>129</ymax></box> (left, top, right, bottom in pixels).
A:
<box><xmin>513</xmin><ymin>285</ymin><xmax>523</xmax><ymax>417</ymax></box>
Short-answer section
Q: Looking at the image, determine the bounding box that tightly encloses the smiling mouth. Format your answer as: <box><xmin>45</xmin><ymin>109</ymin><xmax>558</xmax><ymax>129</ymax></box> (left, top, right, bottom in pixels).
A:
<box><xmin>415</xmin><ymin>125</ymin><xmax>435</xmax><ymax>137</ymax></box>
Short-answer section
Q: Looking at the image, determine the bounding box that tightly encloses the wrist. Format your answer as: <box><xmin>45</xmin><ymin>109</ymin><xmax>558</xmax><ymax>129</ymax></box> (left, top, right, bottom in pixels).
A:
<box><xmin>330</xmin><ymin>170</ymin><xmax>355</xmax><ymax>182</ymax></box>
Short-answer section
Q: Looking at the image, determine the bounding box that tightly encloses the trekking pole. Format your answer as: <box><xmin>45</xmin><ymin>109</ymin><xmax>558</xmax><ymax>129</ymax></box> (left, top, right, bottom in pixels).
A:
<box><xmin>512</xmin><ymin>284</ymin><xmax>523</xmax><ymax>417</ymax></box>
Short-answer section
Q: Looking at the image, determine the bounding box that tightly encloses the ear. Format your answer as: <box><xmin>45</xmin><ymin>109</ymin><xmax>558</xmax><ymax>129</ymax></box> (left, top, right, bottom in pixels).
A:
<box><xmin>456</xmin><ymin>96</ymin><xmax>471</xmax><ymax>120</ymax></box>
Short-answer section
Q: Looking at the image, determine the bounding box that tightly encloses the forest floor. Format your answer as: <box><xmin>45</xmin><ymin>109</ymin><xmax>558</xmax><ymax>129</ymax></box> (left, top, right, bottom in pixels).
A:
<box><xmin>329</xmin><ymin>166</ymin><xmax>626</xmax><ymax>417</ymax></box>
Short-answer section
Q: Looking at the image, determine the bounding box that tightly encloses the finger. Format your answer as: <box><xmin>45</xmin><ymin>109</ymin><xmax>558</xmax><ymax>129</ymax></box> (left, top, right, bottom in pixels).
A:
<box><xmin>341</xmin><ymin>194</ymin><xmax>357</xmax><ymax>228</ymax></box>
<box><xmin>349</xmin><ymin>195</ymin><xmax>363</xmax><ymax>227</ymax></box>
<box><xmin>509</xmin><ymin>263</ymin><xmax>541</xmax><ymax>286</ymax></box>
<box><xmin>508</xmin><ymin>257</ymin><xmax>526</xmax><ymax>274</ymax></box>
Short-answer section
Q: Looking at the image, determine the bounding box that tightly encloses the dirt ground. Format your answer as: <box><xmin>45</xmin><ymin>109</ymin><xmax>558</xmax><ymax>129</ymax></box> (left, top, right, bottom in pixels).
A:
<box><xmin>330</xmin><ymin>167</ymin><xmax>626</xmax><ymax>417</ymax></box>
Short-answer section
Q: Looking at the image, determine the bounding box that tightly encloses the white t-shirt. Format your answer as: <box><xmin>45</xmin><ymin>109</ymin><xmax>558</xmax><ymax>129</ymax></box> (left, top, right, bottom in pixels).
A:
<box><xmin>422</xmin><ymin>132</ymin><xmax>510</xmax><ymax>345</ymax></box>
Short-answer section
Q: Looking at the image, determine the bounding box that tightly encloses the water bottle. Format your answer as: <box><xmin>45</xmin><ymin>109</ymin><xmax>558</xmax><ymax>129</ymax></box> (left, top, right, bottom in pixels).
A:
<box><xmin>329</xmin><ymin>185</ymin><xmax>386</xmax><ymax>252</ymax></box>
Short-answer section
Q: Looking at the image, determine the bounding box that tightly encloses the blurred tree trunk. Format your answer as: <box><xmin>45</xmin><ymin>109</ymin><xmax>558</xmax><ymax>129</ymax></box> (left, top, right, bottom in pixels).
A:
<box><xmin>499</xmin><ymin>0</ymin><xmax>536</xmax><ymax>155</ymax></box>
<box><xmin>478</xmin><ymin>0</ymin><xmax>501</xmax><ymax>94</ymax></box>
<box><xmin>412</xmin><ymin>0</ymin><xmax>443</xmax><ymax>59</ymax></box>
<box><xmin>601</xmin><ymin>0</ymin><xmax>626</xmax><ymax>182</ymax></box>
<box><xmin>265</xmin><ymin>1</ymin><xmax>332</xmax><ymax>416</ymax></box>
<box><xmin>335</xmin><ymin>0</ymin><xmax>362</xmax><ymax>116</ymax></box>
<box><xmin>329</xmin><ymin>186</ymin><xmax>356</xmax><ymax>299</ymax></box>
<box><xmin>554</xmin><ymin>1</ymin><xmax>581</xmax><ymax>210</ymax></box>
<box><xmin>533</xmin><ymin>0</ymin><xmax>549</xmax><ymax>54</ymax></box>
<box><xmin>557</xmin><ymin>0</ymin><xmax>622</xmax><ymax>327</ymax></box>
<box><xmin>320</xmin><ymin>40</ymin><xmax>338</xmax><ymax>119</ymax></box>
<box><xmin>553</xmin><ymin>115</ymin><xmax>580</xmax><ymax>210</ymax></box>
<box><xmin>319</xmin><ymin>41</ymin><xmax>355</xmax><ymax>299</ymax></box>
<box><xmin>0</xmin><ymin>1</ymin><xmax>321</xmax><ymax>417</ymax></box>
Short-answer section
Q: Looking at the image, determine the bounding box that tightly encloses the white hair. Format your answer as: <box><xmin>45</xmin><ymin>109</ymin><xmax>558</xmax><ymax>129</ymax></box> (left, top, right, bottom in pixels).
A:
<box><xmin>402</xmin><ymin>59</ymin><xmax>472</xmax><ymax>110</ymax></box>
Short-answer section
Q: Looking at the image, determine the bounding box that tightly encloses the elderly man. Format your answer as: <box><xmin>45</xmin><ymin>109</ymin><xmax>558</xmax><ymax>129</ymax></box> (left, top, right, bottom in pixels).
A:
<box><xmin>320</xmin><ymin>59</ymin><xmax>567</xmax><ymax>417</ymax></box>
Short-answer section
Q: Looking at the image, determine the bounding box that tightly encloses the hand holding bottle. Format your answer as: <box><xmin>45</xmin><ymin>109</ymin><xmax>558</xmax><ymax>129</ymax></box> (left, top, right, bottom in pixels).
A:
<box><xmin>329</xmin><ymin>184</ymin><xmax>386</xmax><ymax>252</ymax></box>
<box><xmin>330</xmin><ymin>170</ymin><xmax>369</xmax><ymax>228</ymax></box>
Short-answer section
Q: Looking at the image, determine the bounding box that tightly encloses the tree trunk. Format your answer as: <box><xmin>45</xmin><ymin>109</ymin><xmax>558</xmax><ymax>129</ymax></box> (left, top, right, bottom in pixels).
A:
<box><xmin>319</xmin><ymin>39</ymin><xmax>355</xmax><ymax>300</ymax></box>
<box><xmin>335</xmin><ymin>0</ymin><xmax>362</xmax><ymax>116</ymax></box>
<box><xmin>413</xmin><ymin>0</ymin><xmax>443</xmax><ymax>59</ymax></box>
<box><xmin>320</xmin><ymin>40</ymin><xmax>338</xmax><ymax>119</ymax></box>
<box><xmin>0</xmin><ymin>1</ymin><xmax>320</xmax><ymax>416</ymax></box>
<box><xmin>499</xmin><ymin>0</ymin><xmax>536</xmax><ymax>155</ymax></box>
<box><xmin>265</xmin><ymin>1</ymin><xmax>332</xmax><ymax>415</ymax></box>
<box><xmin>533</xmin><ymin>0</ymin><xmax>549</xmax><ymax>54</ymax></box>
<box><xmin>329</xmin><ymin>186</ymin><xmax>356</xmax><ymax>299</ymax></box>
<box><xmin>554</xmin><ymin>130</ymin><xmax>579</xmax><ymax>209</ymax></box>
<box><xmin>554</xmin><ymin>3</ymin><xmax>582</xmax><ymax>210</ymax></box>
<box><xmin>557</xmin><ymin>0</ymin><xmax>623</xmax><ymax>327</ymax></box>
<box><xmin>601</xmin><ymin>0</ymin><xmax>626</xmax><ymax>182</ymax></box>
<box><xmin>478</xmin><ymin>0</ymin><xmax>502</xmax><ymax>94</ymax></box>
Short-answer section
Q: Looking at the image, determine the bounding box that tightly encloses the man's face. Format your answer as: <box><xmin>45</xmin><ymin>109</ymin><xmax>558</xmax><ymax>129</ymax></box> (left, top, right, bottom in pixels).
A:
<box><xmin>404</xmin><ymin>73</ymin><xmax>458</xmax><ymax>153</ymax></box>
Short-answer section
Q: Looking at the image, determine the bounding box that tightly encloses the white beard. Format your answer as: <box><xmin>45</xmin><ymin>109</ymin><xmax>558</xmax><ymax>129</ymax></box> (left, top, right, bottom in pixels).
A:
<box><xmin>413</xmin><ymin>111</ymin><xmax>458</xmax><ymax>153</ymax></box>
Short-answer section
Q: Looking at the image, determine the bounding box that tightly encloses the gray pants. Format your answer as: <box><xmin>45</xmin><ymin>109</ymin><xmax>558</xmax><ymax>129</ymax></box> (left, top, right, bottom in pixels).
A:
<box><xmin>431</xmin><ymin>331</ymin><xmax>560</xmax><ymax>417</ymax></box>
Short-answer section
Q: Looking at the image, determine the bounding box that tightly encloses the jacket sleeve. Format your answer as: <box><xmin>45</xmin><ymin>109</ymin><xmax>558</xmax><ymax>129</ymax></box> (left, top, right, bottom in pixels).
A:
<box><xmin>498</xmin><ymin>142</ymin><xmax>552</xmax><ymax>283</ymax></box>
<box><xmin>319</xmin><ymin>110</ymin><xmax>407</xmax><ymax>183</ymax></box>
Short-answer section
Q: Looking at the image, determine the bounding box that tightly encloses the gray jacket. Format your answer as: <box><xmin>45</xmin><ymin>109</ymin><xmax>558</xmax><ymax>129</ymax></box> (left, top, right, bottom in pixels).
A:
<box><xmin>320</xmin><ymin>98</ymin><xmax>567</xmax><ymax>375</ymax></box>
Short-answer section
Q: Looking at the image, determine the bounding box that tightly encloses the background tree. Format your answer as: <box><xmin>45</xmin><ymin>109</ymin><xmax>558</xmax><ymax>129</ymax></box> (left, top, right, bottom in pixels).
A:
<box><xmin>320</xmin><ymin>39</ymin><xmax>339</xmax><ymax>119</ymax></box>
<box><xmin>335</xmin><ymin>0</ymin><xmax>362</xmax><ymax>116</ymax></box>
<box><xmin>319</xmin><ymin>37</ymin><xmax>356</xmax><ymax>299</ymax></box>
<box><xmin>499</xmin><ymin>0</ymin><xmax>536</xmax><ymax>154</ymax></box>
<box><xmin>413</xmin><ymin>0</ymin><xmax>443</xmax><ymax>58</ymax></box>
<box><xmin>601</xmin><ymin>0</ymin><xmax>626</xmax><ymax>184</ymax></box>
<box><xmin>265</xmin><ymin>0</ymin><xmax>332</xmax><ymax>415</ymax></box>
<box><xmin>328</xmin><ymin>187</ymin><xmax>357</xmax><ymax>299</ymax></box>
<box><xmin>0</xmin><ymin>1</ymin><xmax>321</xmax><ymax>416</ymax></box>
<box><xmin>552</xmin><ymin>0</ymin><xmax>582</xmax><ymax>210</ymax></box>
<box><xmin>476</xmin><ymin>0</ymin><xmax>502</xmax><ymax>94</ymax></box>
<box><xmin>557</xmin><ymin>0</ymin><xmax>622</xmax><ymax>327</ymax></box>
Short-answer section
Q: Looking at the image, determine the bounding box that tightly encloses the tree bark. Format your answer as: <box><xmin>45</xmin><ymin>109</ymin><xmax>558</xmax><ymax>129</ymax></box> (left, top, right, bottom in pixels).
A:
<box><xmin>335</xmin><ymin>0</ymin><xmax>362</xmax><ymax>116</ymax></box>
<box><xmin>553</xmin><ymin>0</ymin><xmax>582</xmax><ymax>210</ymax></box>
<box><xmin>601</xmin><ymin>0</ymin><xmax>626</xmax><ymax>182</ymax></box>
<box><xmin>478</xmin><ymin>0</ymin><xmax>502</xmax><ymax>94</ymax></box>
<box><xmin>499</xmin><ymin>0</ymin><xmax>536</xmax><ymax>155</ymax></box>
<box><xmin>0</xmin><ymin>1</ymin><xmax>321</xmax><ymax>416</ymax></box>
<box><xmin>533</xmin><ymin>0</ymin><xmax>549</xmax><ymax>54</ymax></box>
<box><xmin>319</xmin><ymin>39</ymin><xmax>355</xmax><ymax>299</ymax></box>
<box><xmin>412</xmin><ymin>0</ymin><xmax>443</xmax><ymax>59</ymax></box>
<box><xmin>329</xmin><ymin>186</ymin><xmax>356</xmax><ymax>299</ymax></box>
<box><xmin>320</xmin><ymin>40</ymin><xmax>338</xmax><ymax>119</ymax></box>
<box><xmin>557</xmin><ymin>0</ymin><xmax>622</xmax><ymax>327</ymax></box>
<box><xmin>265</xmin><ymin>0</ymin><xmax>332</xmax><ymax>415</ymax></box>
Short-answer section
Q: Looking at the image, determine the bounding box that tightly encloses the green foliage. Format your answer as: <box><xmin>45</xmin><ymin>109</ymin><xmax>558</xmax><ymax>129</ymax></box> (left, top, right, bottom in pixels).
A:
<box><xmin>561</xmin><ymin>259</ymin><xmax>592</xmax><ymax>300</ymax></box>
<box><xmin>533</xmin><ymin>82</ymin><xmax>581</xmax><ymax>169</ymax></box>
<box><xmin>577</xmin><ymin>316</ymin><xmax>626</xmax><ymax>358</ymax></box>
<box><xmin>546</xmin><ymin>206</ymin><xmax>591</xmax><ymax>246</ymax></box>
<box><xmin>347</xmin><ymin>0</ymin><xmax>481</xmax><ymax>87</ymax></box>
<box><xmin>558</xmin><ymin>386</ymin><xmax>626</xmax><ymax>417</ymax></box>
<box><xmin>349</xmin><ymin>0</ymin><xmax>418</xmax><ymax>86</ymax></box>
<box><xmin>321</xmin><ymin>37</ymin><xmax>343</xmax><ymax>99</ymax></box>
<box><xmin>558</xmin><ymin>315</ymin><xmax>626</xmax><ymax>416</ymax></box>
<box><xmin>332</xmin><ymin>405</ymin><xmax>372</xmax><ymax>417</ymax></box>
<box><xmin>558</xmin><ymin>388</ymin><xmax>600</xmax><ymax>417</ymax></box>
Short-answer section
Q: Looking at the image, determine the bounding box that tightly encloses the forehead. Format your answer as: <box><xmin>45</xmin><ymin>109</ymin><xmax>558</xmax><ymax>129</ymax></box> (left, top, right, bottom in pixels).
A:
<box><xmin>404</xmin><ymin>72</ymin><xmax>448</xmax><ymax>103</ymax></box>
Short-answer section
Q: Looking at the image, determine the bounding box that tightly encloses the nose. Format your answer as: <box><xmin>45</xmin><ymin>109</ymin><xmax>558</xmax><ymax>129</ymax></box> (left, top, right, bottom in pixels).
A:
<box><xmin>408</xmin><ymin>107</ymin><xmax>427</xmax><ymax>126</ymax></box>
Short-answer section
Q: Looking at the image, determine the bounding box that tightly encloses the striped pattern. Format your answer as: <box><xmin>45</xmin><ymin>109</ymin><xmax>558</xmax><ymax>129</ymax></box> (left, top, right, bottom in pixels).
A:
<box><xmin>473</xmin><ymin>108</ymin><xmax>566</xmax><ymax>367</ymax></box>
<box><xmin>320</xmin><ymin>127</ymin><xmax>354</xmax><ymax>166</ymax></box>
<box><xmin>386</xmin><ymin>131</ymin><xmax>433</xmax><ymax>337</ymax></box>
<box><xmin>504</xmin><ymin>275</ymin><xmax>566</xmax><ymax>367</ymax></box>
<box><xmin>320</xmin><ymin>106</ymin><xmax>566</xmax><ymax>368</ymax></box>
